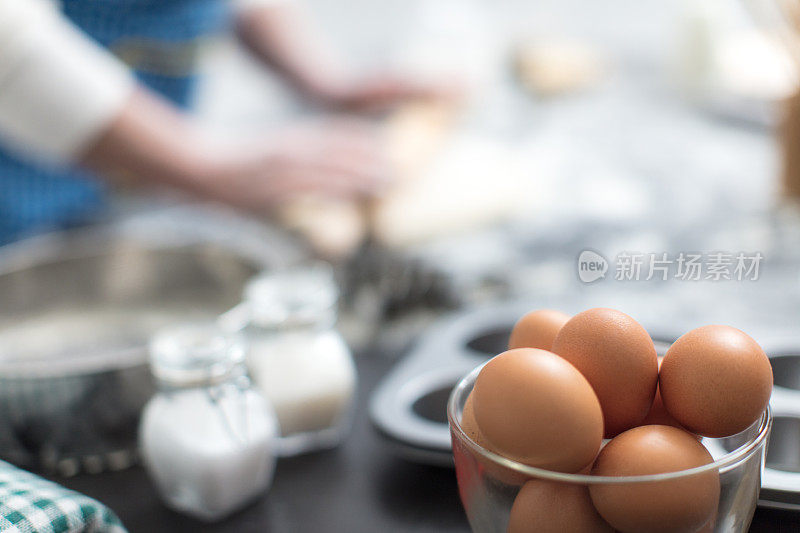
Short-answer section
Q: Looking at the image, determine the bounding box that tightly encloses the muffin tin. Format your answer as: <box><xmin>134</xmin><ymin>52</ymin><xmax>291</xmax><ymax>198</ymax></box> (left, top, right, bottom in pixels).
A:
<box><xmin>369</xmin><ymin>303</ymin><xmax>800</xmax><ymax>510</ymax></box>
<box><xmin>370</xmin><ymin>304</ymin><xmax>525</xmax><ymax>466</ymax></box>
<box><xmin>757</xmin><ymin>349</ymin><xmax>800</xmax><ymax>510</ymax></box>
<box><xmin>369</xmin><ymin>302</ymin><xmax>676</xmax><ymax>466</ymax></box>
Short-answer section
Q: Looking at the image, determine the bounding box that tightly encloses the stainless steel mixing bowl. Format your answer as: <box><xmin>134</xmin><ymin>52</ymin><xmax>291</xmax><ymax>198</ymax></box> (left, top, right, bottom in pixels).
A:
<box><xmin>0</xmin><ymin>209</ymin><xmax>300</xmax><ymax>475</ymax></box>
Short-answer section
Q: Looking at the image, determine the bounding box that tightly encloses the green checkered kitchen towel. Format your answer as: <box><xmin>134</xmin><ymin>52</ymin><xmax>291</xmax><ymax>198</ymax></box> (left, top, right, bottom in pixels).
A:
<box><xmin>0</xmin><ymin>461</ymin><xmax>126</xmax><ymax>533</ymax></box>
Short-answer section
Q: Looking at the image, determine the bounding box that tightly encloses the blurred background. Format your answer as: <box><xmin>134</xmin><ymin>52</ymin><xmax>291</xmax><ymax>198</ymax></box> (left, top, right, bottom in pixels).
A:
<box><xmin>3</xmin><ymin>0</ymin><xmax>800</xmax><ymax>531</ymax></box>
<box><xmin>194</xmin><ymin>0</ymin><xmax>800</xmax><ymax>346</ymax></box>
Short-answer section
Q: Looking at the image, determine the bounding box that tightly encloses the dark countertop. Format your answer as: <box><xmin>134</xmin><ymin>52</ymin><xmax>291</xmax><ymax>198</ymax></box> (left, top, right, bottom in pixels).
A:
<box><xmin>52</xmin><ymin>350</ymin><xmax>800</xmax><ymax>533</ymax></box>
<box><xmin>52</xmin><ymin>351</ymin><xmax>468</xmax><ymax>533</ymax></box>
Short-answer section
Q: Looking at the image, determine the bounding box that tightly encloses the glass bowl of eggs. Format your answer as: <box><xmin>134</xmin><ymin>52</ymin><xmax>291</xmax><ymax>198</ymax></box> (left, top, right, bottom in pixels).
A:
<box><xmin>447</xmin><ymin>308</ymin><xmax>774</xmax><ymax>533</ymax></box>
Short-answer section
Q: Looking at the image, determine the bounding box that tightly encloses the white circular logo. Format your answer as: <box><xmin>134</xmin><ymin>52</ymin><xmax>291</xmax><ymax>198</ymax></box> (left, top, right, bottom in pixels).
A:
<box><xmin>577</xmin><ymin>250</ymin><xmax>608</xmax><ymax>283</ymax></box>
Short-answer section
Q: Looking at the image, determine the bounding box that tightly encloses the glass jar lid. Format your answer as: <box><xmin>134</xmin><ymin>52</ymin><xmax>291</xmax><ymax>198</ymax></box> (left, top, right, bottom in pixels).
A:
<box><xmin>244</xmin><ymin>262</ymin><xmax>338</xmax><ymax>328</ymax></box>
<box><xmin>149</xmin><ymin>323</ymin><xmax>245</xmax><ymax>386</ymax></box>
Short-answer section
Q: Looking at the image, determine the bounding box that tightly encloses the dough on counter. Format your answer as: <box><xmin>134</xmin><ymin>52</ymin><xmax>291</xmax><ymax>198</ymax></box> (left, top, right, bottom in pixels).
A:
<box><xmin>514</xmin><ymin>39</ymin><xmax>603</xmax><ymax>97</ymax></box>
<box><xmin>276</xmin><ymin>99</ymin><xmax>460</xmax><ymax>256</ymax></box>
<box><xmin>277</xmin><ymin>98</ymin><xmax>533</xmax><ymax>251</ymax></box>
<box><xmin>385</xmin><ymin>99</ymin><xmax>461</xmax><ymax>180</ymax></box>
<box><xmin>371</xmin><ymin>134</ymin><xmax>531</xmax><ymax>248</ymax></box>
<box><xmin>277</xmin><ymin>198</ymin><xmax>367</xmax><ymax>259</ymax></box>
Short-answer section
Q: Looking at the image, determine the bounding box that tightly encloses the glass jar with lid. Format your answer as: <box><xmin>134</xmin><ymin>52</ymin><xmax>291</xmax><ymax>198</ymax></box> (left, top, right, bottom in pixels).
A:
<box><xmin>139</xmin><ymin>323</ymin><xmax>278</xmax><ymax>521</ymax></box>
<box><xmin>223</xmin><ymin>262</ymin><xmax>357</xmax><ymax>456</ymax></box>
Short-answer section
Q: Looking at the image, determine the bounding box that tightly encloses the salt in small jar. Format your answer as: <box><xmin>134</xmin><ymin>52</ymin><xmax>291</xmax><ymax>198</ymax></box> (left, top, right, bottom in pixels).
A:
<box><xmin>222</xmin><ymin>262</ymin><xmax>357</xmax><ymax>456</ymax></box>
<box><xmin>139</xmin><ymin>323</ymin><xmax>278</xmax><ymax>521</ymax></box>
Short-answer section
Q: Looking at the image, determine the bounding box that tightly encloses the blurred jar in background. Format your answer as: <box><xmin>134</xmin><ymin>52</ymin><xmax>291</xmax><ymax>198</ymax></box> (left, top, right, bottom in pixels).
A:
<box><xmin>232</xmin><ymin>263</ymin><xmax>357</xmax><ymax>457</ymax></box>
<box><xmin>781</xmin><ymin>90</ymin><xmax>800</xmax><ymax>199</ymax></box>
<box><xmin>140</xmin><ymin>324</ymin><xmax>277</xmax><ymax>521</ymax></box>
<box><xmin>674</xmin><ymin>0</ymin><xmax>798</xmax><ymax>122</ymax></box>
<box><xmin>739</xmin><ymin>0</ymin><xmax>800</xmax><ymax>198</ymax></box>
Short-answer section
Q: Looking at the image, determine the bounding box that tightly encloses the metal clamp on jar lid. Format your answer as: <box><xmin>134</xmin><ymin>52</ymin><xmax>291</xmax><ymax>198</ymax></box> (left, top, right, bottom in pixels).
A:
<box><xmin>243</xmin><ymin>262</ymin><xmax>338</xmax><ymax>329</ymax></box>
<box><xmin>149</xmin><ymin>323</ymin><xmax>246</xmax><ymax>387</ymax></box>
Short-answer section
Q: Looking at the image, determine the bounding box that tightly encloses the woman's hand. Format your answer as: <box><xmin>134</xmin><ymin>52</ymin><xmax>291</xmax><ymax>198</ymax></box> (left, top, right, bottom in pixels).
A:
<box><xmin>81</xmin><ymin>90</ymin><xmax>389</xmax><ymax>211</ymax></box>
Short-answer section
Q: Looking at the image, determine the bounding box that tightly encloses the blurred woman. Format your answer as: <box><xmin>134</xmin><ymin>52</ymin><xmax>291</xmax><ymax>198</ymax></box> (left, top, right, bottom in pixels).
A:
<box><xmin>0</xmin><ymin>0</ymin><xmax>439</xmax><ymax>244</ymax></box>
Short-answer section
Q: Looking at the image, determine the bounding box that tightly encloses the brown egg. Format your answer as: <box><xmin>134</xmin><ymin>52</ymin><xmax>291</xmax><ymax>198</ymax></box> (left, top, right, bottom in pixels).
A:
<box><xmin>459</xmin><ymin>392</ymin><xmax>535</xmax><ymax>487</ymax></box>
<box><xmin>659</xmin><ymin>325</ymin><xmax>773</xmax><ymax>437</ymax></box>
<box><xmin>641</xmin><ymin>357</ymin><xmax>683</xmax><ymax>429</ymax></box>
<box><xmin>472</xmin><ymin>348</ymin><xmax>603</xmax><ymax>473</ymax></box>
<box><xmin>589</xmin><ymin>425</ymin><xmax>719</xmax><ymax>533</ymax></box>
<box><xmin>508</xmin><ymin>309</ymin><xmax>570</xmax><ymax>351</ymax></box>
<box><xmin>460</xmin><ymin>393</ymin><xmax>485</xmax><ymax>445</ymax></box>
<box><xmin>507</xmin><ymin>479</ymin><xmax>613</xmax><ymax>533</ymax></box>
<box><xmin>552</xmin><ymin>308</ymin><xmax>658</xmax><ymax>437</ymax></box>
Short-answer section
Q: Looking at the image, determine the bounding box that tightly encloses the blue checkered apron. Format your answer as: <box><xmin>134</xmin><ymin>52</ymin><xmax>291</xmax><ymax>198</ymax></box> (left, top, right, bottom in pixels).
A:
<box><xmin>0</xmin><ymin>0</ymin><xmax>228</xmax><ymax>245</ymax></box>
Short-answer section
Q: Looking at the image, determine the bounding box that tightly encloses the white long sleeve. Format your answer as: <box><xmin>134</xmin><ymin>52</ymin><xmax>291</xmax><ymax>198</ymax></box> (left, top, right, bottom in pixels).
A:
<box><xmin>0</xmin><ymin>0</ymin><xmax>135</xmax><ymax>164</ymax></box>
<box><xmin>0</xmin><ymin>0</ymin><xmax>291</xmax><ymax>165</ymax></box>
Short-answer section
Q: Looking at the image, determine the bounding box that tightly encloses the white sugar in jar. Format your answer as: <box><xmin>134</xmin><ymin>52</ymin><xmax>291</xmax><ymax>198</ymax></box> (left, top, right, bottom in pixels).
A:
<box><xmin>139</xmin><ymin>324</ymin><xmax>278</xmax><ymax>521</ymax></box>
<box><xmin>224</xmin><ymin>262</ymin><xmax>357</xmax><ymax>456</ymax></box>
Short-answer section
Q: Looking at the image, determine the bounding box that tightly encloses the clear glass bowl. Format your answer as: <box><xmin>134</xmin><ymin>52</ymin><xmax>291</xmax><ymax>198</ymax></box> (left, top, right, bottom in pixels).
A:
<box><xmin>448</xmin><ymin>365</ymin><xmax>772</xmax><ymax>533</ymax></box>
